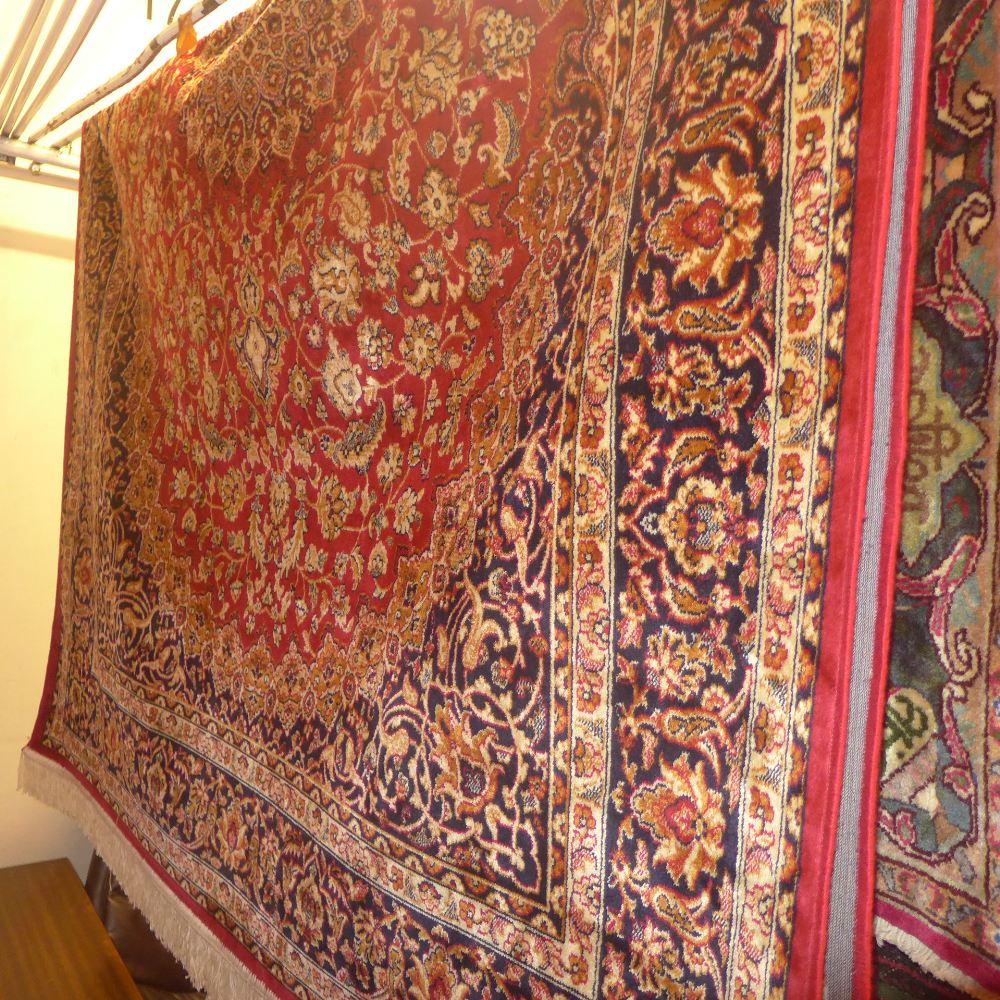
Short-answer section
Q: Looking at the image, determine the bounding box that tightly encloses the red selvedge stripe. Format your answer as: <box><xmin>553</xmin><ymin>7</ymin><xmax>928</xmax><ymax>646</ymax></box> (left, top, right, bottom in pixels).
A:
<box><xmin>852</xmin><ymin>5</ymin><xmax>934</xmax><ymax>995</ymax></box>
<box><xmin>787</xmin><ymin>2</ymin><xmax>908</xmax><ymax>997</ymax></box>
<box><xmin>877</xmin><ymin>899</ymin><xmax>1000</xmax><ymax>993</ymax></box>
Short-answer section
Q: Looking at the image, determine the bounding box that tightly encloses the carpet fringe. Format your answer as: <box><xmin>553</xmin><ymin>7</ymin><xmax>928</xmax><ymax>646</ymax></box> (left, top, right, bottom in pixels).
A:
<box><xmin>18</xmin><ymin>747</ymin><xmax>280</xmax><ymax>1000</ymax></box>
<box><xmin>874</xmin><ymin>915</ymin><xmax>994</xmax><ymax>1000</ymax></box>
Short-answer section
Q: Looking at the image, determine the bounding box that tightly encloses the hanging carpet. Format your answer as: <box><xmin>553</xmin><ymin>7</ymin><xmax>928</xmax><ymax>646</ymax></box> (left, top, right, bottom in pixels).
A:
<box><xmin>21</xmin><ymin>0</ymin><xmax>937</xmax><ymax>996</ymax></box>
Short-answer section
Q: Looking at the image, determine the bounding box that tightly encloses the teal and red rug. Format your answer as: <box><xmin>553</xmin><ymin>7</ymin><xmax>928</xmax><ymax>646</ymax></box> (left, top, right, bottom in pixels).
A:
<box><xmin>17</xmin><ymin>0</ymin><xmax>999</xmax><ymax>996</ymax></box>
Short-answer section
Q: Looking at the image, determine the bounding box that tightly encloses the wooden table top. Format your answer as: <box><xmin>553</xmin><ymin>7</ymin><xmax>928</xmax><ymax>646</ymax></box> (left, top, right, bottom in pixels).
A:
<box><xmin>0</xmin><ymin>858</ymin><xmax>142</xmax><ymax>1000</ymax></box>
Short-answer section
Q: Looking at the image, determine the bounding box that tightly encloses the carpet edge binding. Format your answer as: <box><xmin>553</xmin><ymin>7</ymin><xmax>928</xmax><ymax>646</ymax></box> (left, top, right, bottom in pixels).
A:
<box><xmin>18</xmin><ymin>746</ymin><xmax>280</xmax><ymax>1000</ymax></box>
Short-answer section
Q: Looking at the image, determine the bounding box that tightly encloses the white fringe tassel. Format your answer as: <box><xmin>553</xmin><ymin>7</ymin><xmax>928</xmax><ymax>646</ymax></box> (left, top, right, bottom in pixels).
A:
<box><xmin>18</xmin><ymin>747</ymin><xmax>280</xmax><ymax>1000</ymax></box>
<box><xmin>874</xmin><ymin>915</ymin><xmax>996</xmax><ymax>1000</ymax></box>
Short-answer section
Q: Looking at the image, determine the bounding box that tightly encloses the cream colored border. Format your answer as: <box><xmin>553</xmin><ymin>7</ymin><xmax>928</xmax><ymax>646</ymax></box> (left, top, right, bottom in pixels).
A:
<box><xmin>18</xmin><ymin>747</ymin><xmax>279</xmax><ymax>1000</ymax></box>
<box><xmin>874</xmin><ymin>917</ymin><xmax>997</xmax><ymax>1000</ymax></box>
<box><xmin>726</xmin><ymin>3</ymin><xmax>854</xmax><ymax>995</ymax></box>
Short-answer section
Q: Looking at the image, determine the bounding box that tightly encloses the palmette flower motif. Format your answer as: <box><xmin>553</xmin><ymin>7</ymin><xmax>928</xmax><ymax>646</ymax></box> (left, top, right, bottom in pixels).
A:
<box><xmin>322</xmin><ymin>347</ymin><xmax>363</xmax><ymax>416</ymax></box>
<box><xmin>480</xmin><ymin>8</ymin><xmax>537</xmax><ymax>73</ymax></box>
<box><xmin>403</xmin><ymin>27</ymin><xmax>462</xmax><ymax>119</ymax></box>
<box><xmin>392</xmin><ymin>487</ymin><xmax>422</xmax><ymax>537</ymax></box>
<box><xmin>400</xmin><ymin>314</ymin><xmax>441</xmax><ymax>375</ymax></box>
<box><xmin>466</xmin><ymin>238</ymin><xmax>500</xmax><ymax>301</ymax></box>
<box><xmin>290</xmin><ymin>868</ymin><xmax>327</xmax><ymax>951</ymax></box>
<box><xmin>482</xmin><ymin>9</ymin><xmax>514</xmax><ymax>49</ymax></box>
<box><xmin>774</xmin><ymin>529</ymin><xmax>805</xmax><ymax>579</ymax></box>
<box><xmin>368</xmin><ymin>540</ymin><xmax>388</xmax><ymax>577</ymax></box>
<box><xmin>628</xmin><ymin>917</ymin><xmax>685</xmax><ymax>994</ymax></box>
<box><xmin>311</xmin><ymin>242</ymin><xmax>362</xmax><ymax>323</ymax></box>
<box><xmin>213</xmin><ymin>800</ymin><xmax>250</xmax><ymax>873</ymax></box>
<box><xmin>643</xmin><ymin>622</ymin><xmax>735</xmax><ymax>701</ymax></box>
<box><xmin>377</xmin><ymin>442</ymin><xmax>404</xmax><ymax>485</ymax></box>
<box><xmin>358</xmin><ymin>317</ymin><xmax>390</xmax><ymax>370</ymax></box>
<box><xmin>269</xmin><ymin>476</ymin><xmax>290</xmax><ymax>525</ymax></box>
<box><xmin>649</xmin><ymin>342</ymin><xmax>718</xmax><ymax>419</ymax></box>
<box><xmin>632</xmin><ymin>755</ymin><xmax>726</xmax><ymax>889</ymax></box>
<box><xmin>648</xmin><ymin>153</ymin><xmax>762</xmax><ymax>292</ymax></box>
<box><xmin>417</xmin><ymin>166</ymin><xmax>459</xmax><ymax>230</ymax></box>
<box><xmin>409</xmin><ymin>945</ymin><xmax>470</xmax><ymax>1000</ymax></box>
<box><xmin>287</xmin><ymin>364</ymin><xmax>311</xmax><ymax>407</ymax></box>
<box><xmin>657</xmin><ymin>475</ymin><xmax>757</xmax><ymax>578</ymax></box>
<box><xmin>427</xmin><ymin>700</ymin><xmax>503</xmax><ymax>818</ymax></box>
<box><xmin>334</xmin><ymin>185</ymin><xmax>371</xmax><ymax>242</ymax></box>
<box><xmin>217</xmin><ymin>467</ymin><xmax>246</xmax><ymax>521</ymax></box>
<box><xmin>316</xmin><ymin>478</ymin><xmax>356</xmax><ymax>541</ymax></box>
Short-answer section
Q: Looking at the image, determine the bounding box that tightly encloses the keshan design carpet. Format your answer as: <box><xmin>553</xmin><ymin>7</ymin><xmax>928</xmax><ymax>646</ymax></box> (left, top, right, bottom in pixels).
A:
<box><xmin>20</xmin><ymin>0</ymin><xmax>932</xmax><ymax>997</ymax></box>
<box><xmin>874</xmin><ymin>0</ymin><xmax>1000</xmax><ymax>996</ymax></box>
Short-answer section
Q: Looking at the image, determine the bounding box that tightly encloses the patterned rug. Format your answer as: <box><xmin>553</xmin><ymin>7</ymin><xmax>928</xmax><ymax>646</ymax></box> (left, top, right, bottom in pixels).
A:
<box><xmin>874</xmin><ymin>0</ymin><xmax>1000</xmax><ymax>995</ymax></box>
<box><xmin>19</xmin><ymin>1</ymin><xmax>933</xmax><ymax>997</ymax></box>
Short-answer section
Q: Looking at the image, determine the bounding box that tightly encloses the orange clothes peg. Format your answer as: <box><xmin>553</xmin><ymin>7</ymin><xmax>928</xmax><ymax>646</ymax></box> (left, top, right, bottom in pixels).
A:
<box><xmin>177</xmin><ymin>11</ymin><xmax>197</xmax><ymax>56</ymax></box>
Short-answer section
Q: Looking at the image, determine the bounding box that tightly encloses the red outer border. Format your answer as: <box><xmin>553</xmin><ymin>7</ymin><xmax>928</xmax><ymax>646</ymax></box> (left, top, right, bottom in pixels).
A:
<box><xmin>877</xmin><ymin>900</ymin><xmax>1000</xmax><ymax>992</ymax></box>
<box><xmin>786</xmin><ymin>2</ymin><xmax>909</xmax><ymax>996</ymax></box>
<box><xmin>852</xmin><ymin>5</ymin><xmax>934</xmax><ymax>995</ymax></box>
<box><xmin>25</xmin><ymin>121</ymin><xmax>296</xmax><ymax>1000</ymax></box>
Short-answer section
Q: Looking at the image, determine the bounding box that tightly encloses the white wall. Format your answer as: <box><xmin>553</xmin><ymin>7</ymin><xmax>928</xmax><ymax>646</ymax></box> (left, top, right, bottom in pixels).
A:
<box><xmin>0</xmin><ymin>0</ymin><xmax>261</xmax><ymax>885</ymax></box>
<box><xmin>0</xmin><ymin>171</ymin><xmax>92</xmax><ymax>877</ymax></box>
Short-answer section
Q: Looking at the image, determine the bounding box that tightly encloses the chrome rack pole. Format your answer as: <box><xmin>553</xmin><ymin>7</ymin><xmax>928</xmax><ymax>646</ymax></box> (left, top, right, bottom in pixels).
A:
<box><xmin>2</xmin><ymin>0</ymin><xmax>76</xmax><ymax>138</ymax></box>
<box><xmin>9</xmin><ymin>0</ymin><xmax>109</xmax><ymax>140</ymax></box>
<box><xmin>29</xmin><ymin>0</ymin><xmax>226</xmax><ymax>145</ymax></box>
<box><xmin>0</xmin><ymin>0</ymin><xmax>46</xmax><ymax>118</ymax></box>
<box><xmin>0</xmin><ymin>0</ymin><xmax>54</xmax><ymax>135</ymax></box>
<box><xmin>0</xmin><ymin>136</ymin><xmax>81</xmax><ymax>171</ymax></box>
